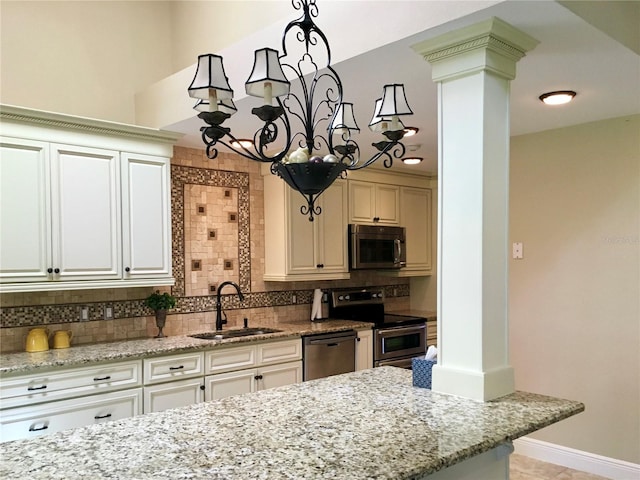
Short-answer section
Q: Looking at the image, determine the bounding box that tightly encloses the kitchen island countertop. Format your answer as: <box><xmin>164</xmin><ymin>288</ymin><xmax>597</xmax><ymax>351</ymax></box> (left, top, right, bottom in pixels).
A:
<box><xmin>0</xmin><ymin>367</ymin><xmax>583</xmax><ymax>480</ymax></box>
<box><xmin>0</xmin><ymin>319</ymin><xmax>372</xmax><ymax>376</ymax></box>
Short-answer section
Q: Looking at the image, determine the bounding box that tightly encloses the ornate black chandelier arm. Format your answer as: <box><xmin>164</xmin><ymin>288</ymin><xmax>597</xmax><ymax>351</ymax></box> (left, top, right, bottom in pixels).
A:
<box><xmin>347</xmin><ymin>139</ymin><xmax>407</xmax><ymax>171</ymax></box>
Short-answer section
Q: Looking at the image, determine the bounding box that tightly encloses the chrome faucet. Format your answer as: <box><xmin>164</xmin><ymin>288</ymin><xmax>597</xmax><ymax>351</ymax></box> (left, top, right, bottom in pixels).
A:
<box><xmin>215</xmin><ymin>281</ymin><xmax>244</xmax><ymax>330</ymax></box>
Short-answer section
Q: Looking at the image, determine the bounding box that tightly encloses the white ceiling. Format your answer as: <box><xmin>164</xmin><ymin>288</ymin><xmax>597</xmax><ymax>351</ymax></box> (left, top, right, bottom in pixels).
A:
<box><xmin>171</xmin><ymin>0</ymin><xmax>640</xmax><ymax>176</ymax></box>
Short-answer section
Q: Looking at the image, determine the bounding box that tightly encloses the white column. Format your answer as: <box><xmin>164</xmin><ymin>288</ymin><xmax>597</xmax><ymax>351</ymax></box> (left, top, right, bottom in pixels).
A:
<box><xmin>412</xmin><ymin>18</ymin><xmax>538</xmax><ymax>401</ymax></box>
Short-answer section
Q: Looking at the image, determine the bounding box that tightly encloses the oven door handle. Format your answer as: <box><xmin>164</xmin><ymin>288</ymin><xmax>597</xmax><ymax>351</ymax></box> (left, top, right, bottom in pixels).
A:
<box><xmin>377</xmin><ymin>324</ymin><xmax>426</xmax><ymax>336</ymax></box>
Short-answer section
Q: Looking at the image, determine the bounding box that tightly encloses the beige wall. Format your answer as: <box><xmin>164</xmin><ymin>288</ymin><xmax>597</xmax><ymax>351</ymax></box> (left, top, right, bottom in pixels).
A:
<box><xmin>509</xmin><ymin>115</ymin><xmax>640</xmax><ymax>463</ymax></box>
<box><xmin>169</xmin><ymin>1</ymin><xmax>291</xmax><ymax>73</ymax></box>
<box><xmin>0</xmin><ymin>1</ymin><xmax>173</xmax><ymax>123</ymax></box>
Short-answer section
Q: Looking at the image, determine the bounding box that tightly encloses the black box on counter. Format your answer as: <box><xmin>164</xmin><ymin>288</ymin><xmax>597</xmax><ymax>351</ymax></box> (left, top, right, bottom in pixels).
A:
<box><xmin>412</xmin><ymin>358</ymin><xmax>437</xmax><ymax>389</ymax></box>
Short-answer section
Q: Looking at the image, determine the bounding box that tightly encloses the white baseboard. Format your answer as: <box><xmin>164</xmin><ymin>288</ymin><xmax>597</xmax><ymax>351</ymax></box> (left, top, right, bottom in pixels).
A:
<box><xmin>514</xmin><ymin>437</ymin><xmax>640</xmax><ymax>480</ymax></box>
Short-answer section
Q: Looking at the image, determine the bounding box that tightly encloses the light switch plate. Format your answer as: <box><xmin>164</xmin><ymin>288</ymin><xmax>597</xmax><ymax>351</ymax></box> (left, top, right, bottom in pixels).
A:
<box><xmin>512</xmin><ymin>242</ymin><xmax>524</xmax><ymax>259</ymax></box>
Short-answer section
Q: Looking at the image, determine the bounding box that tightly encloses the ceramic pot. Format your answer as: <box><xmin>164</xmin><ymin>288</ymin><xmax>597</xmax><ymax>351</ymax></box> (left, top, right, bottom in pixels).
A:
<box><xmin>26</xmin><ymin>328</ymin><xmax>49</xmax><ymax>353</ymax></box>
<box><xmin>52</xmin><ymin>330</ymin><xmax>73</xmax><ymax>349</ymax></box>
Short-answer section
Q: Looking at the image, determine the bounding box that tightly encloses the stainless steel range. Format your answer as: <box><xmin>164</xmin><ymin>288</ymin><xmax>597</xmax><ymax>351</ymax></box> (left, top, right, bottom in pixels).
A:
<box><xmin>329</xmin><ymin>288</ymin><xmax>427</xmax><ymax>368</ymax></box>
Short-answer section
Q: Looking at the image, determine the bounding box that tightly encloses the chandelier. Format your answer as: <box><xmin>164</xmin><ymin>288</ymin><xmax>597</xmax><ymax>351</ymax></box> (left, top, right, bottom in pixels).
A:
<box><xmin>188</xmin><ymin>0</ymin><xmax>414</xmax><ymax>221</ymax></box>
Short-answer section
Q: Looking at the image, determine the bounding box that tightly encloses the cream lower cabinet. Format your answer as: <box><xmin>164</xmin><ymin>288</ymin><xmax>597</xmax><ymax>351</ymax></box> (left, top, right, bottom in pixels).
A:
<box><xmin>204</xmin><ymin>339</ymin><xmax>303</xmax><ymax>401</ymax></box>
<box><xmin>263</xmin><ymin>174</ymin><xmax>349</xmax><ymax>281</ymax></box>
<box><xmin>355</xmin><ymin>329</ymin><xmax>374</xmax><ymax>371</ymax></box>
<box><xmin>204</xmin><ymin>361</ymin><xmax>302</xmax><ymax>401</ymax></box>
<box><xmin>142</xmin><ymin>352</ymin><xmax>204</xmax><ymax>414</ymax></box>
<box><xmin>0</xmin><ymin>388</ymin><xmax>142</xmax><ymax>443</ymax></box>
<box><xmin>0</xmin><ymin>359</ymin><xmax>143</xmax><ymax>442</ymax></box>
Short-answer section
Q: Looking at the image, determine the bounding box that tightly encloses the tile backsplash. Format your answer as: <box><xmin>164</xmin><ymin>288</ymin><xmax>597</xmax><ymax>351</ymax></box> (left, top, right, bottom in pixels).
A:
<box><xmin>0</xmin><ymin>147</ymin><xmax>410</xmax><ymax>353</ymax></box>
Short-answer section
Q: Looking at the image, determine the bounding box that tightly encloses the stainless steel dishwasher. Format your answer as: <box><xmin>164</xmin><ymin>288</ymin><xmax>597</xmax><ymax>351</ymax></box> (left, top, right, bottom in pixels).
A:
<box><xmin>302</xmin><ymin>330</ymin><xmax>357</xmax><ymax>381</ymax></box>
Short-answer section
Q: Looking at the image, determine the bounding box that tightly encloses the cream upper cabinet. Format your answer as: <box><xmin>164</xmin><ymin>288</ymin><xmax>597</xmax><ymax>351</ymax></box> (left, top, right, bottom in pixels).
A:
<box><xmin>121</xmin><ymin>153</ymin><xmax>172</xmax><ymax>280</ymax></box>
<box><xmin>0</xmin><ymin>137</ymin><xmax>52</xmax><ymax>283</ymax></box>
<box><xmin>51</xmin><ymin>144</ymin><xmax>122</xmax><ymax>282</ymax></box>
<box><xmin>348</xmin><ymin>180</ymin><xmax>399</xmax><ymax>225</ymax></box>
<box><xmin>263</xmin><ymin>174</ymin><xmax>349</xmax><ymax>281</ymax></box>
<box><xmin>0</xmin><ymin>105</ymin><xmax>180</xmax><ymax>292</ymax></box>
<box><xmin>399</xmin><ymin>186</ymin><xmax>433</xmax><ymax>276</ymax></box>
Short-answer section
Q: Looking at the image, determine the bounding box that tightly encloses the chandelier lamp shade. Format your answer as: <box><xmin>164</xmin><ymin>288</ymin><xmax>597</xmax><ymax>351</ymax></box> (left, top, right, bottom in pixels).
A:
<box><xmin>187</xmin><ymin>0</ymin><xmax>415</xmax><ymax>220</ymax></box>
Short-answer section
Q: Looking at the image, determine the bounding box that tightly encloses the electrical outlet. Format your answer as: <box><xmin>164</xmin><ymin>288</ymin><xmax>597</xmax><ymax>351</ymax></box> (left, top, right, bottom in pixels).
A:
<box><xmin>512</xmin><ymin>242</ymin><xmax>524</xmax><ymax>259</ymax></box>
<box><xmin>104</xmin><ymin>305</ymin><xmax>114</xmax><ymax>320</ymax></box>
<box><xmin>80</xmin><ymin>306</ymin><xmax>90</xmax><ymax>321</ymax></box>
<box><xmin>292</xmin><ymin>294</ymin><xmax>297</xmax><ymax>304</ymax></box>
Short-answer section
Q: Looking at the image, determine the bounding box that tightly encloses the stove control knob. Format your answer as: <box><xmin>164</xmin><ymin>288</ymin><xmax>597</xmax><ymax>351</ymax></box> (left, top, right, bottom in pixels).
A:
<box><xmin>344</xmin><ymin>295</ymin><xmax>350</xmax><ymax>300</ymax></box>
<box><xmin>338</xmin><ymin>295</ymin><xmax>344</xmax><ymax>301</ymax></box>
<box><xmin>372</xmin><ymin>293</ymin><xmax>378</xmax><ymax>298</ymax></box>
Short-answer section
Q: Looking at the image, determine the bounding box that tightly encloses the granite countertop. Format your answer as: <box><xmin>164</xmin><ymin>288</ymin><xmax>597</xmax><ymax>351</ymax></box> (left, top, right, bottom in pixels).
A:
<box><xmin>0</xmin><ymin>367</ymin><xmax>584</xmax><ymax>480</ymax></box>
<box><xmin>0</xmin><ymin>319</ymin><xmax>372</xmax><ymax>376</ymax></box>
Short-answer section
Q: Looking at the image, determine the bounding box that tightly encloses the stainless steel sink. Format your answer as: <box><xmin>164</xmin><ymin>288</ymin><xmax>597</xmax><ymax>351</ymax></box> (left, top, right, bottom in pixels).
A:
<box><xmin>189</xmin><ymin>327</ymin><xmax>282</xmax><ymax>340</ymax></box>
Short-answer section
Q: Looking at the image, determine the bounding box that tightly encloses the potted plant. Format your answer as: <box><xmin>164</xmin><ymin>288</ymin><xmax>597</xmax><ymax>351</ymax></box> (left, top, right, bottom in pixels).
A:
<box><xmin>144</xmin><ymin>290</ymin><xmax>177</xmax><ymax>338</ymax></box>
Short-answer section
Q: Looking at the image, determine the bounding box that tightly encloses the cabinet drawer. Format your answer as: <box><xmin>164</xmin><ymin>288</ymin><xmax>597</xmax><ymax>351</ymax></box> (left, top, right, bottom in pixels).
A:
<box><xmin>0</xmin><ymin>388</ymin><xmax>142</xmax><ymax>443</ymax></box>
<box><xmin>205</xmin><ymin>346</ymin><xmax>256</xmax><ymax>375</ymax></box>
<box><xmin>0</xmin><ymin>360</ymin><xmax>142</xmax><ymax>409</ymax></box>
<box><xmin>143</xmin><ymin>352</ymin><xmax>204</xmax><ymax>385</ymax></box>
<box><xmin>257</xmin><ymin>339</ymin><xmax>302</xmax><ymax>366</ymax></box>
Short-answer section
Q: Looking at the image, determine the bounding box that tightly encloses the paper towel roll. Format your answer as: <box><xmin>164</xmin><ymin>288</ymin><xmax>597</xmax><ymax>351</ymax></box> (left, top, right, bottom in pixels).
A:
<box><xmin>311</xmin><ymin>288</ymin><xmax>323</xmax><ymax>321</ymax></box>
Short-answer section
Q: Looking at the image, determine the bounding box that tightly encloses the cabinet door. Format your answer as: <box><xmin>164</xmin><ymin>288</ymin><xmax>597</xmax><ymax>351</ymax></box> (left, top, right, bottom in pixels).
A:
<box><xmin>50</xmin><ymin>144</ymin><xmax>121</xmax><ymax>281</ymax></box>
<box><xmin>400</xmin><ymin>187</ymin><xmax>432</xmax><ymax>274</ymax></box>
<box><xmin>204</xmin><ymin>369</ymin><xmax>257</xmax><ymax>401</ymax></box>
<box><xmin>355</xmin><ymin>329</ymin><xmax>374</xmax><ymax>371</ymax></box>
<box><xmin>287</xmin><ymin>187</ymin><xmax>318</xmax><ymax>273</ymax></box>
<box><xmin>257</xmin><ymin>361</ymin><xmax>302</xmax><ymax>391</ymax></box>
<box><xmin>287</xmin><ymin>181</ymin><xmax>348</xmax><ymax>275</ymax></box>
<box><xmin>348</xmin><ymin>181</ymin><xmax>376</xmax><ymax>223</ymax></box>
<box><xmin>143</xmin><ymin>378</ymin><xmax>203</xmax><ymax>414</ymax></box>
<box><xmin>316</xmin><ymin>180</ymin><xmax>349</xmax><ymax>274</ymax></box>
<box><xmin>0</xmin><ymin>137</ymin><xmax>52</xmax><ymax>283</ymax></box>
<box><xmin>121</xmin><ymin>153</ymin><xmax>172</xmax><ymax>279</ymax></box>
<box><xmin>375</xmin><ymin>184</ymin><xmax>400</xmax><ymax>225</ymax></box>
<box><xmin>0</xmin><ymin>388</ymin><xmax>141</xmax><ymax>443</ymax></box>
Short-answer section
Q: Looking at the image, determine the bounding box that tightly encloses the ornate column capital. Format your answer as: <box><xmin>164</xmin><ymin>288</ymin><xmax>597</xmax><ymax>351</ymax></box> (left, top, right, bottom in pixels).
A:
<box><xmin>412</xmin><ymin>17</ymin><xmax>539</xmax><ymax>82</ymax></box>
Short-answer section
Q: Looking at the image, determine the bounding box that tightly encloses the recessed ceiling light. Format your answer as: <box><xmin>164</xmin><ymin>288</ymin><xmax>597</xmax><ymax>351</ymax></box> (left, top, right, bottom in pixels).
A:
<box><xmin>403</xmin><ymin>127</ymin><xmax>419</xmax><ymax>137</ymax></box>
<box><xmin>539</xmin><ymin>90</ymin><xmax>576</xmax><ymax>105</ymax></box>
<box><xmin>230</xmin><ymin>139</ymin><xmax>254</xmax><ymax>149</ymax></box>
<box><xmin>402</xmin><ymin>157</ymin><xmax>423</xmax><ymax>165</ymax></box>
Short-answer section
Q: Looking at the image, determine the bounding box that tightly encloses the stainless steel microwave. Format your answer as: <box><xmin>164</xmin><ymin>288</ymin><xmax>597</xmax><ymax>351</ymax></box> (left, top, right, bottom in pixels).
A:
<box><xmin>348</xmin><ymin>224</ymin><xmax>406</xmax><ymax>270</ymax></box>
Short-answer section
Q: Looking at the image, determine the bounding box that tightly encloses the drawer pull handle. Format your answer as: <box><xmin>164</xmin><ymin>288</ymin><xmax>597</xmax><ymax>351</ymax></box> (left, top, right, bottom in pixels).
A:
<box><xmin>93</xmin><ymin>376</ymin><xmax>112</xmax><ymax>382</ymax></box>
<box><xmin>29</xmin><ymin>424</ymin><xmax>49</xmax><ymax>432</ymax></box>
<box><xmin>27</xmin><ymin>385</ymin><xmax>47</xmax><ymax>391</ymax></box>
<box><xmin>94</xmin><ymin>413</ymin><xmax>112</xmax><ymax>420</ymax></box>
<box><xmin>169</xmin><ymin>365</ymin><xmax>185</xmax><ymax>371</ymax></box>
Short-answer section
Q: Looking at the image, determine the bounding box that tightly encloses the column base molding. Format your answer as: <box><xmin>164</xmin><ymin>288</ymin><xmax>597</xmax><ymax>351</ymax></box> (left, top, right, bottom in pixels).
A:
<box><xmin>431</xmin><ymin>364</ymin><xmax>515</xmax><ymax>401</ymax></box>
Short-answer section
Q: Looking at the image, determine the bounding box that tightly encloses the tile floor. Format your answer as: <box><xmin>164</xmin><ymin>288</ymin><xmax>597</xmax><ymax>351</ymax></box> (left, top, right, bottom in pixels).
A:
<box><xmin>510</xmin><ymin>454</ymin><xmax>611</xmax><ymax>480</ymax></box>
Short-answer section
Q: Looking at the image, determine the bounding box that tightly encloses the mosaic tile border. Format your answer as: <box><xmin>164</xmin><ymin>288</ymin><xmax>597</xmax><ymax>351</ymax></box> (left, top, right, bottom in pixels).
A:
<box><xmin>0</xmin><ymin>285</ymin><xmax>409</xmax><ymax>328</ymax></box>
<box><xmin>171</xmin><ymin>165</ymin><xmax>251</xmax><ymax>297</ymax></box>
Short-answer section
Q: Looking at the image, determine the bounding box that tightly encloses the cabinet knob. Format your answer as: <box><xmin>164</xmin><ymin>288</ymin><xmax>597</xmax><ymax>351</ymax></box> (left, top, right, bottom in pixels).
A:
<box><xmin>54</xmin><ymin>268</ymin><xmax>60</xmax><ymax>274</ymax></box>
<box><xmin>200</xmin><ymin>385</ymin><xmax>205</xmax><ymax>391</ymax></box>
<box><xmin>316</xmin><ymin>264</ymin><xmax>324</xmax><ymax>268</ymax></box>
<box><xmin>357</xmin><ymin>337</ymin><xmax>361</xmax><ymax>342</ymax></box>
<box><xmin>373</xmin><ymin>217</ymin><xmax>380</xmax><ymax>222</ymax></box>
<box><xmin>254</xmin><ymin>374</ymin><xmax>263</xmax><ymax>380</ymax></box>
<box><xmin>125</xmin><ymin>267</ymin><xmax>131</xmax><ymax>272</ymax></box>
<box><xmin>47</xmin><ymin>268</ymin><xmax>53</xmax><ymax>274</ymax></box>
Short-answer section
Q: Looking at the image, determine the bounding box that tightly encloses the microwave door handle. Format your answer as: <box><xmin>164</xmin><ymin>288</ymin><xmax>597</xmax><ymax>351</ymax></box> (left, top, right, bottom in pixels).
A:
<box><xmin>394</xmin><ymin>238</ymin><xmax>401</xmax><ymax>264</ymax></box>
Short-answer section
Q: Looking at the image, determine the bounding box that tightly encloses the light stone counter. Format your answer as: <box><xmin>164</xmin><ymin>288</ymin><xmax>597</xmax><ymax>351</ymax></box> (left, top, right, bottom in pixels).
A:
<box><xmin>0</xmin><ymin>367</ymin><xmax>583</xmax><ymax>480</ymax></box>
<box><xmin>0</xmin><ymin>319</ymin><xmax>371</xmax><ymax>376</ymax></box>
